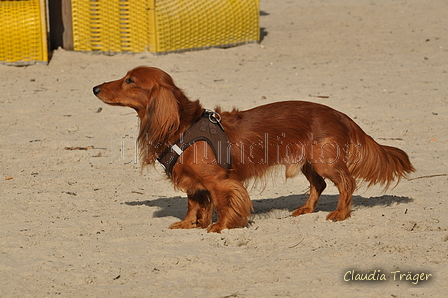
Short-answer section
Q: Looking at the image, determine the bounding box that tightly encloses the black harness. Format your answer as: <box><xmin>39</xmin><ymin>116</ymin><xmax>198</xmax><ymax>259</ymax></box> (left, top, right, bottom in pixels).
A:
<box><xmin>157</xmin><ymin>110</ymin><xmax>231</xmax><ymax>178</ymax></box>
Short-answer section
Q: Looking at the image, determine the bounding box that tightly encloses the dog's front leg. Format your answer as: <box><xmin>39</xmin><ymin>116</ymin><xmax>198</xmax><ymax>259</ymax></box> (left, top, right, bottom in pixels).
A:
<box><xmin>171</xmin><ymin>142</ymin><xmax>252</xmax><ymax>232</ymax></box>
<box><xmin>193</xmin><ymin>190</ymin><xmax>214</xmax><ymax>228</ymax></box>
<box><xmin>169</xmin><ymin>191</ymin><xmax>213</xmax><ymax>229</ymax></box>
<box><xmin>205</xmin><ymin>179</ymin><xmax>252</xmax><ymax>233</ymax></box>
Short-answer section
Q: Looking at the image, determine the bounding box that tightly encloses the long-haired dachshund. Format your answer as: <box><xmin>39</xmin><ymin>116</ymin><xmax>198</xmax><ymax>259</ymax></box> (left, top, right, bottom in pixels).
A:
<box><xmin>93</xmin><ymin>66</ymin><xmax>415</xmax><ymax>233</ymax></box>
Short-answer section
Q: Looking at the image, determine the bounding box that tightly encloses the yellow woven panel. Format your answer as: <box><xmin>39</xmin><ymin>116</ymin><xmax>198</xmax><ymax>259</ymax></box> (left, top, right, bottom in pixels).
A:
<box><xmin>149</xmin><ymin>0</ymin><xmax>260</xmax><ymax>53</ymax></box>
<box><xmin>71</xmin><ymin>0</ymin><xmax>259</xmax><ymax>54</ymax></box>
<box><xmin>0</xmin><ymin>0</ymin><xmax>48</xmax><ymax>65</ymax></box>
<box><xmin>71</xmin><ymin>0</ymin><xmax>150</xmax><ymax>53</ymax></box>
<box><xmin>120</xmin><ymin>1</ymin><xmax>150</xmax><ymax>52</ymax></box>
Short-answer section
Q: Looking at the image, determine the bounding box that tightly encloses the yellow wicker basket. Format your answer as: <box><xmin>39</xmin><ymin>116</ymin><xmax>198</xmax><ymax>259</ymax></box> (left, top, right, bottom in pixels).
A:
<box><xmin>71</xmin><ymin>0</ymin><xmax>259</xmax><ymax>54</ymax></box>
<box><xmin>0</xmin><ymin>0</ymin><xmax>48</xmax><ymax>65</ymax></box>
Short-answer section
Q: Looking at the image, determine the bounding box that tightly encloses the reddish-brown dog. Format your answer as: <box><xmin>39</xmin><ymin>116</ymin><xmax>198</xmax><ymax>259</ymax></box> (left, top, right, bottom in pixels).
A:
<box><xmin>93</xmin><ymin>66</ymin><xmax>415</xmax><ymax>233</ymax></box>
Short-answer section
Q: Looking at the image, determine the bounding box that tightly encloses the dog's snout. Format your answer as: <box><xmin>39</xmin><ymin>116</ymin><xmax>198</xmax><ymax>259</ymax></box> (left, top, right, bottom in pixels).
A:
<box><xmin>93</xmin><ymin>85</ymin><xmax>101</xmax><ymax>96</ymax></box>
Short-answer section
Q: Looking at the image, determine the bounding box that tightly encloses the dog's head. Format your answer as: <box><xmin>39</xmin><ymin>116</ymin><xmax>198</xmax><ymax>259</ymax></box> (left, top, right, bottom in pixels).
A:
<box><xmin>94</xmin><ymin>66</ymin><xmax>182</xmax><ymax>147</ymax></box>
<box><xmin>93</xmin><ymin>66</ymin><xmax>179</xmax><ymax>113</ymax></box>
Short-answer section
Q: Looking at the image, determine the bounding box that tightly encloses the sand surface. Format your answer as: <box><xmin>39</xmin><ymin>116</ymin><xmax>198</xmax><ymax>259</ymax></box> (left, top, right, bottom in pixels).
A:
<box><xmin>1</xmin><ymin>0</ymin><xmax>447</xmax><ymax>297</ymax></box>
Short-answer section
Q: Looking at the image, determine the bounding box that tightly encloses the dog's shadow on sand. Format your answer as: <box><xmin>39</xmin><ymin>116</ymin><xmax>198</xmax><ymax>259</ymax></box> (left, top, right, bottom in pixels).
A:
<box><xmin>125</xmin><ymin>194</ymin><xmax>413</xmax><ymax>220</ymax></box>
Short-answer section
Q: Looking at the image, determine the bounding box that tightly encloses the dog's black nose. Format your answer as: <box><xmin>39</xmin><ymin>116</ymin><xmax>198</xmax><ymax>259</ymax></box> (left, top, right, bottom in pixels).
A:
<box><xmin>93</xmin><ymin>86</ymin><xmax>101</xmax><ymax>96</ymax></box>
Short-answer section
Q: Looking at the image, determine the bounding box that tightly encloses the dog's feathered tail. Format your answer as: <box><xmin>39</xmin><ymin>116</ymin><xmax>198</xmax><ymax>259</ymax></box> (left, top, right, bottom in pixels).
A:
<box><xmin>345</xmin><ymin>121</ymin><xmax>415</xmax><ymax>190</ymax></box>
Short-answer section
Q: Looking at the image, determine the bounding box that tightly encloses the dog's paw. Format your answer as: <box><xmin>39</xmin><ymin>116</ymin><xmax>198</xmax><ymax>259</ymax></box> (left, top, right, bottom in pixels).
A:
<box><xmin>326</xmin><ymin>210</ymin><xmax>351</xmax><ymax>221</ymax></box>
<box><xmin>206</xmin><ymin>223</ymin><xmax>227</xmax><ymax>233</ymax></box>
<box><xmin>169</xmin><ymin>221</ymin><xmax>197</xmax><ymax>229</ymax></box>
<box><xmin>291</xmin><ymin>207</ymin><xmax>313</xmax><ymax>217</ymax></box>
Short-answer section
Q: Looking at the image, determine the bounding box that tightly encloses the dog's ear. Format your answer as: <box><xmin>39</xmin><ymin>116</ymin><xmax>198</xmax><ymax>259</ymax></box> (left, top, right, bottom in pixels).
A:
<box><xmin>145</xmin><ymin>84</ymin><xmax>181</xmax><ymax>144</ymax></box>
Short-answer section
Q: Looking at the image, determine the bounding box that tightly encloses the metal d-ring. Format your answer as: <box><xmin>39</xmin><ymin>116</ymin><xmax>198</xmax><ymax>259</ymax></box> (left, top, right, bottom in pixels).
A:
<box><xmin>207</xmin><ymin>110</ymin><xmax>222</xmax><ymax>124</ymax></box>
<box><xmin>206</xmin><ymin>110</ymin><xmax>224</xmax><ymax>131</ymax></box>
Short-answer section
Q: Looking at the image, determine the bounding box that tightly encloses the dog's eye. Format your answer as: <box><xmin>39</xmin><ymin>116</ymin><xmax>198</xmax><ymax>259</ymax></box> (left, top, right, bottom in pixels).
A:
<box><xmin>125</xmin><ymin>78</ymin><xmax>134</xmax><ymax>84</ymax></box>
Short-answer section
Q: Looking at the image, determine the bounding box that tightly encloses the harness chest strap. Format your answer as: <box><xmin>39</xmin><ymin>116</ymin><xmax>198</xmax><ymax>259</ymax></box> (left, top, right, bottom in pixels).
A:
<box><xmin>156</xmin><ymin>110</ymin><xmax>232</xmax><ymax>178</ymax></box>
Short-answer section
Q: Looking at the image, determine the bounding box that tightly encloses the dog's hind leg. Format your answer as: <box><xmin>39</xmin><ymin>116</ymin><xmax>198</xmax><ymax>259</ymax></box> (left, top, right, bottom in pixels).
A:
<box><xmin>312</xmin><ymin>162</ymin><xmax>356</xmax><ymax>221</ymax></box>
<box><xmin>325</xmin><ymin>169</ymin><xmax>356</xmax><ymax>221</ymax></box>
<box><xmin>291</xmin><ymin>162</ymin><xmax>327</xmax><ymax>216</ymax></box>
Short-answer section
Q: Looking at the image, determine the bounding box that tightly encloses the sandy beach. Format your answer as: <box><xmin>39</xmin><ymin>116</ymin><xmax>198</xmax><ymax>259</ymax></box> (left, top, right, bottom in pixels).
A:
<box><xmin>1</xmin><ymin>0</ymin><xmax>447</xmax><ymax>297</ymax></box>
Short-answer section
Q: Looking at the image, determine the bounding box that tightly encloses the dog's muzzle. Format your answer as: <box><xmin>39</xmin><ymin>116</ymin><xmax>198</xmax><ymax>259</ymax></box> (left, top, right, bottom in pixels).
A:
<box><xmin>93</xmin><ymin>86</ymin><xmax>101</xmax><ymax>96</ymax></box>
